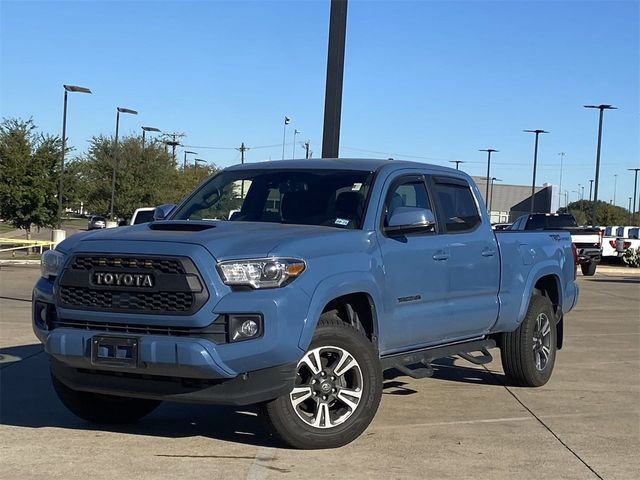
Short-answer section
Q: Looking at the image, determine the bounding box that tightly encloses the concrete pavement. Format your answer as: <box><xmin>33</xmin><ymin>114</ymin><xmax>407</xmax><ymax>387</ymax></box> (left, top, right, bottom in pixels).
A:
<box><xmin>1</xmin><ymin>266</ymin><xmax>638</xmax><ymax>479</ymax></box>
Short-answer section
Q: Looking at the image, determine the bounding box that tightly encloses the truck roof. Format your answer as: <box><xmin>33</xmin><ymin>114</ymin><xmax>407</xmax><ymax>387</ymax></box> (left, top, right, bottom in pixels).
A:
<box><xmin>225</xmin><ymin>158</ymin><xmax>460</xmax><ymax>174</ymax></box>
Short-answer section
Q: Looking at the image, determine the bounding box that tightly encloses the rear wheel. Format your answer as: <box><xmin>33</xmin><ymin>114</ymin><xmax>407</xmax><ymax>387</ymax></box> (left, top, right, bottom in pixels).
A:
<box><xmin>261</xmin><ymin>313</ymin><xmax>382</xmax><ymax>449</ymax></box>
<box><xmin>501</xmin><ymin>294</ymin><xmax>557</xmax><ymax>387</ymax></box>
<box><xmin>581</xmin><ymin>261</ymin><xmax>597</xmax><ymax>276</ymax></box>
<box><xmin>51</xmin><ymin>373</ymin><xmax>160</xmax><ymax>424</ymax></box>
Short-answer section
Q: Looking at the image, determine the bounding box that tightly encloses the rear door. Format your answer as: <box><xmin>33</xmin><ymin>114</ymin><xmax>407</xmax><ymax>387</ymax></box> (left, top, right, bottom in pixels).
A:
<box><xmin>428</xmin><ymin>176</ymin><xmax>500</xmax><ymax>339</ymax></box>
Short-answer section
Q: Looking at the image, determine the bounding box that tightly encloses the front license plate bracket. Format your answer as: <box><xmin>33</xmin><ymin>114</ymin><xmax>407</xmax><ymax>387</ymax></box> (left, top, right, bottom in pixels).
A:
<box><xmin>91</xmin><ymin>336</ymin><xmax>138</xmax><ymax>368</ymax></box>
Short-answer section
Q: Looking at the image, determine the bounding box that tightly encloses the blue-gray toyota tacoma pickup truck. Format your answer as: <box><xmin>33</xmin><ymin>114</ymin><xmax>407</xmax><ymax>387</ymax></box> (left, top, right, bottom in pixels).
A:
<box><xmin>34</xmin><ymin>159</ymin><xmax>579</xmax><ymax>449</ymax></box>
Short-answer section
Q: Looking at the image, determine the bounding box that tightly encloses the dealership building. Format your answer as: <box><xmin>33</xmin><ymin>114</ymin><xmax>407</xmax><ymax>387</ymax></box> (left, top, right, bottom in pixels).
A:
<box><xmin>472</xmin><ymin>177</ymin><xmax>559</xmax><ymax>224</ymax></box>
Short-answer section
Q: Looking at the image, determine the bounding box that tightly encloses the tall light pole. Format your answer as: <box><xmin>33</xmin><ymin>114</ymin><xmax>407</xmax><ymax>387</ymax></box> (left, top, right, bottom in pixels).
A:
<box><xmin>194</xmin><ymin>158</ymin><xmax>206</xmax><ymax>169</ymax></box>
<box><xmin>489</xmin><ymin>177</ymin><xmax>502</xmax><ymax>214</ymax></box>
<box><xmin>141</xmin><ymin>126</ymin><xmax>160</xmax><ymax>150</ymax></box>
<box><xmin>613</xmin><ymin>174</ymin><xmax>618</xmax><ymax>206</ymax></box>
<box><xmin>589</xmin><ymin>179</ymin><xmax>594</xmax><ymax>202</ymax></box>
<box><xmin>584</xmin><ymin>104</ymin><xmax>617</xmax><ymax>226</ymax></box>
<box><xmin>183</xmin><ymin>150</ymin><xmax>197</xmax><ymax>170</ymax></box>
<box><xmin>282</xmin><ymin>116</ymin><xmax>291</xmax><ymax>160</ymax></box>
<box><xmin>292</xmin><ymin>129</ymin><xmax>301</xmax><ymax>158</ymax></box>
<box><xmin>109</xmin><ymin>107</ymin><xmax>138</xmax><ymax>220</ymax></box>
<box><xmin>449</xmin><ymin>160</ymin><xmax>465</xmax><ymax>170</ymax></box>
<box><xmin>57</xmin><ymin>84</ymin><xmax>92</xmax><ymax>228</ymax></box>
<box><xmin>524</xmin><ymin>129</ymin><xmax>549</xmax><ymax>213</ymax></box>
<box><xmin>479</xmin><ymin>149</ymin><xmax>498</xmax><ymax>205</ymax></box>
<box><xmin>629</xmin><ymin>197</ymin><xmax>633</xmax><ymax>224</ymax></box>
<box><xmin>322</xmin><ymin>0</ymin><xmax>348</xmax><ymax>159</ymax></box>
<box><xmin>558</xmin><ymin>152</ymin><xmax>565</xmax><ymax>211</ymax></box>
<box><xmin>564</xmin><ymin>190</ymin><xmax>569</xmax><ymax>208</ymax></box>
<box><xmin>630</xmin><ymin>168</ymin><xmax>640</xmax><ymax>223</ymax></box>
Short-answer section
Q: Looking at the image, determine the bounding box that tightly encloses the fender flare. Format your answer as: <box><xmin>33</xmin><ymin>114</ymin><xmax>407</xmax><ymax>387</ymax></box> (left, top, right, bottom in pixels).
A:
<box><xmin>517</xmin><ymin>260</ymin><xmax>564</xmax><ymax>325</ymax></box>
<box><xmin>298</xmin><ymin>271</ymin><xmax>384</xmax><ymax>350</ymax></box>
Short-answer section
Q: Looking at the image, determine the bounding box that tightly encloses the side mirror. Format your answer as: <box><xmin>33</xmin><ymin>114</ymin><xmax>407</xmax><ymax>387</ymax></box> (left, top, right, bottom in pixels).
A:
<box><xmin>117</xmin><ymin>219</ymin><xmax>128</xmax><ymax>227</ymax></box>
<box><xmin>385</xmin><ymin>207</ymin><xmax>435</xmax><ymax>234</ymax></box>
<box><xmin>153</xmin><ymin>203</ymin><xmax>176</xmax><ymax>221</ymax></box>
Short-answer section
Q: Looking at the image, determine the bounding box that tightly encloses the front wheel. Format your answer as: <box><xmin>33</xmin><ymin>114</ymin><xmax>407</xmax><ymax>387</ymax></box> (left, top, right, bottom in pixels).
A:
<box><xmin>500</xmin><ymin>294</ymin><xmax>557</xmax><ymax>387</ymax></box>
<box><xmin>581</xmin><ymin>261</ymin><xmax>597</xmax><ymax>276</ymax></box>
<box><xmin>261</xmin><ymin>314</ymin><xmax>382</xmax><ymax>449</ymax></box>
<box><xmin>51</xmin><ymin>373</ymin><xmax>161</xmax><ymax>424</ymax></box>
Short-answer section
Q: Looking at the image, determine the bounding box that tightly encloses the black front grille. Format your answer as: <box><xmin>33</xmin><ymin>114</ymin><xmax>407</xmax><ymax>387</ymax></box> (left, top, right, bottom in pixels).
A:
<box><xmin>59</xmin><ymin>286</ymin><xmax>193</xmax><ymax>311</ymax></box>
<box><xmin>57</xmin><ymin>254</ymin><xmax>208</xmax><ymax>315</ymax></box>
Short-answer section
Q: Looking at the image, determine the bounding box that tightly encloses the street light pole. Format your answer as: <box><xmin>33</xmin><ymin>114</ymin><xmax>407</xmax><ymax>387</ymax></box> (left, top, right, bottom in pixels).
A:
<box><xmin>194</xmin><ymin>158</ymin><xmax>206</xmax><ymax>169</ymax></box>
<box><xmin>630</xmin><ymin>168</ymin><xmax>640</xmax><ymax>224</ymax></box>
<box><xmin>183</xmin><ymin>150</ymin><xmax>197</xmax><ymax>170</ymax></box>
<box><xmin>109</xmin><ymin>107</ymin><xmax>138</xmax><ymax>220</ymax></box>
<box><xmin>489</xmin><ymin>177</ymin><xmax>502</xmax><ymax>214</ymax></box>
<box><xmin>292</xmin><ymin>129</ymin><xmax>300</xmax><ymax>158</ymax></box>
<box><xmin>449</xmin><ymin>160</ymin><xmax>465</xmax><ymax>170</ymax></box>
<box><xmin>524</xmin><ymin>129</ymin><xmax>548</xmax><ymax>213</ymax></box>
<box><xmin>558</xmin><ymin>152</ymin><xmax>565</xmax><ymax>211</ymax></box>
<box><xmin>584</xmin><ymin>104</ymin><xmax>617</xmax><ymax>226</ymax></box>
<box><xmin>629</xmin><ymin>197</ymin><xmax>633</xmax><ymax>224</ymax></box>
<box><xmin>589</xmin><ymin>179</ymin><xmax>594</xmax><ymax>202</ymax></box>
<box><xmin>141</xmin><ymin>126</ymin><xmax>160</xmax><ymax>150</ymax></box>
<box><xmin>479</xmin><ymin>148</ymin><xmax>497</xmax><ymax>205</ymax></box>
<box><xmin>57</xmin><ymin>85</ymin><xmax>91</xmax><ymax>228</ymax></box>
<box><xmin>282</xmin><ymin>116</ymin><xmax>290</xmax><ymax>160</ymax></box>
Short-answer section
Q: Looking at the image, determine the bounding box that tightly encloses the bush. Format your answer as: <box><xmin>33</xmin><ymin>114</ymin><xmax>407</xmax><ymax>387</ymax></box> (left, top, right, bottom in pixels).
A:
<box><xmin>622</xmin><ymin>247</ymin><xmax>640</xmax><ymax>268</ymax></box>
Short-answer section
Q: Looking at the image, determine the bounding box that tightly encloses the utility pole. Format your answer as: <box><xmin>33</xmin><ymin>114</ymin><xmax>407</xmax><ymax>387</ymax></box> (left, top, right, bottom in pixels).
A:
<box><xmin>524</xmin><ymin>129</ymin><xmax>549</xmax><ymax>214</ymax></box>
<box><xmin>303</xmin><ymin>140</ymin><xmax>311</xmax><ymax>159</ymax></box>
<box><xmin>162</xmin><ymin>132</ymin><xmax>185</xmax><ymax>162</ymax></box>
<box><xmin>589</xmin><ymin>179</ymin><xmax>594</xmax><ymax>202</ymax></box>
<box><xmin>322</xmin><ymin>0</ymin><xmax>348</xmax><ymax>159</ymax></box>
<box><xmin>237</xmin><ymin>142</ymin><xmax>250</xmax><ymax>198</ymax></box>
<box><xmin>558</xmin><ymin>152</ymin><xmax>565</xmax><ymax>211</ymax></box>
<box><xmin>584</xmin><ymin>104</ymin><xmax>617</xmax><ymax>226</ymax></box>
<box><xmin>479</xmin><ymin>148</ymin><xmax>498</xmax><ymax>206</ymax></box>
<box><xmin>613</xmin><ymin>174</ymin><xmax>618</xmax><ymax>206</ymax></box>
<box><xmin>629</xmin><ymin>197</ymin><xmax>633</xmax><ymax>224</ymax></box>
<box><xmin>449</xmin><ymin>160</ymin><xmax>465</xmax><ymax>170</ymax></box>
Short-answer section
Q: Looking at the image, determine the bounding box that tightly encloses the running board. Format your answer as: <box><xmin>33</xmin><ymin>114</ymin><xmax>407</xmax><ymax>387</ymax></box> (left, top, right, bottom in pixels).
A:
<box><xmin>380</xmin><ymin>338</ymin><xmax>496</xmax><ymax>379</ymax></box>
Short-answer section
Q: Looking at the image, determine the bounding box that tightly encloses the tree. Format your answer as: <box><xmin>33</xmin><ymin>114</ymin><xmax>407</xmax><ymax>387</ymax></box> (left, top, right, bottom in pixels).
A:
<box><xmin>0</xmin><ymin>118</ymin><xmax>61</xmax><ymax>238</ymax></box>
<box><xmin>74</xmin><ymin>135</ymin><xmax>218</xmax><ymax>220</ymax></box>
<box><xmin>559</xmin><ymin>200</ymin><xmax>630</xmax><ymax>226</ymax></box>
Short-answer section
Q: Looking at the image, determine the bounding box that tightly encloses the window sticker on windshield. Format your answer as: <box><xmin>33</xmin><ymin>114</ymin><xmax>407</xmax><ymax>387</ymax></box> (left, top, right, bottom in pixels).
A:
<box><xmin>351</xmin><ymin>183</ymin><xmax>362</xmax><ymax>191</ymax></box>
<box><xmin>335</xmin><ymin>218</ymin><xmax>350</xmax><ymax>226</ymax></box>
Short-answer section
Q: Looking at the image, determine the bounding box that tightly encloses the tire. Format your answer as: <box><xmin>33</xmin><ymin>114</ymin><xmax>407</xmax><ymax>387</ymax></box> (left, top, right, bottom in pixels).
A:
<box><xmin>51</xmin><ymin>373</ymin><xmax>160</xmax><ymax>424</ymax></box>
<box><xmin>261</xmin><ymin>313</ymin><xmax>383</xmax><ymax>449</ymax></box>
<box><xmin>500</xmin><ymin>294</ymin><xmax>557</xmax><ymax>387</ymax></box>
<box><xmin>581</xmin><ymin>261</ymin><xmax>597</xmax><ymax>276</ymax></box>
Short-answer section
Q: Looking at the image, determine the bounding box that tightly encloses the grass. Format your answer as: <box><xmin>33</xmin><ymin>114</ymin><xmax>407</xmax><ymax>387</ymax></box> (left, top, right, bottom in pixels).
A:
<box><xmin>0</xmin><ymin>222</ymin><xmax>15</xmax><ymax>234</ymax></box>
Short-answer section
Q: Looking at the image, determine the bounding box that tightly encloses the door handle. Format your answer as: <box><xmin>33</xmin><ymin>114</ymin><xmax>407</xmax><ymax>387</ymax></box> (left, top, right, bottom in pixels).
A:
<box><xmin>481</xmin><ymin>248</ymin><xmax>496</xmax><ymax>257</ymax></box>
<box><xmin>432</xmin><ymin>252</ymin><xmax>450</xmax><ymax>261</ymax></box>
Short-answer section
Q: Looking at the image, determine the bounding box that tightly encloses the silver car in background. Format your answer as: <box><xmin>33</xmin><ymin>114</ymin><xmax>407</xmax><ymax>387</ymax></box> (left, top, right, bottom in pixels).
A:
<box><xmin>87</xmin><ymin>215</ymin><xmax>106</xmax><ymax>230</ymax></box>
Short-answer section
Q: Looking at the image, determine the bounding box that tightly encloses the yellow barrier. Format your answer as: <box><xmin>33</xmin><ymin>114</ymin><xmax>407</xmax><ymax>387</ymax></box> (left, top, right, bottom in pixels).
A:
<box><xmin>0</xmin><ymin>238</ymin><xmax>55</xmax><ymax>254</ymax></box>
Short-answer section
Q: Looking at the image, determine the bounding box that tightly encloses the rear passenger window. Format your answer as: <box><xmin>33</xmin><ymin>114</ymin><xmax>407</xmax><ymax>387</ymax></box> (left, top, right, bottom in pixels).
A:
<box><xmin>432</xmin><ymin>181</ymin><xmax>481</xmax><ymax>232</ymax></box>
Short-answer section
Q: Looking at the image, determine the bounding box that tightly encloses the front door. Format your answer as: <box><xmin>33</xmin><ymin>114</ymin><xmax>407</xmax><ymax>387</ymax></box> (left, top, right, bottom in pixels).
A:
<box><xmin>376</xmin><ymin>175</ymin><xmax>451</xmax><ymax>352</ymax></box>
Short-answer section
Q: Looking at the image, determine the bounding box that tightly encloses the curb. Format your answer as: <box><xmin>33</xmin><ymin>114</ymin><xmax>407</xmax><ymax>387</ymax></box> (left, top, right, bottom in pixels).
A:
<box><xmin>0</xmin><ymin>259</ymin><xmax>41</xmax><ymax>266</ymax></box>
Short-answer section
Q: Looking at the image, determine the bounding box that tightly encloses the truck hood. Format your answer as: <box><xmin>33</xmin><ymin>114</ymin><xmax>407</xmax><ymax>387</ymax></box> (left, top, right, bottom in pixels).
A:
<box><xmin>57</xmin><ymin>220</ymin><xmax>348</xmax><ymax>261</ymax></box>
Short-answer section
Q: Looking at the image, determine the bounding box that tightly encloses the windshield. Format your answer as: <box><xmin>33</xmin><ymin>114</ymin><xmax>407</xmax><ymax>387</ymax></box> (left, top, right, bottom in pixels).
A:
<box><xmin>171</xmin><ymin>168</ymin><xmax>374</xmax><ymax>229</ymax></box>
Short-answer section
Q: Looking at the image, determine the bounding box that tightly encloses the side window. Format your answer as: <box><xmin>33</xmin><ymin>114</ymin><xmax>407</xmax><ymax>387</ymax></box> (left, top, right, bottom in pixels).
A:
<box><xmin>431</xmin><ymin>180</ymin><xmax>481</xmax><ymax>233</ymax></box>
<box><xmin>383</xmin><ymin>178</ymin><xmax>431</xmax><ymax>227</ymax></box>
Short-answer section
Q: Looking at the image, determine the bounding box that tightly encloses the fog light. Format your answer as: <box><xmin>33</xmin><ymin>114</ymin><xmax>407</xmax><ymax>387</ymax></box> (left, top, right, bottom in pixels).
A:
<box><xmin>228</xmin><ymin>314</ymin><xmax>263</xmax><ymax>342</ymax></box>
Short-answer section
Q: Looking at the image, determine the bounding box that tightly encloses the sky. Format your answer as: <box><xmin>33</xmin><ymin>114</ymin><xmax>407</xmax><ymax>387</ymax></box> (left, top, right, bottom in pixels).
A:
<box><xmin>1</xmin><ymin>0</ymin><xmax>639</xmax><ymax>207</ymax></box>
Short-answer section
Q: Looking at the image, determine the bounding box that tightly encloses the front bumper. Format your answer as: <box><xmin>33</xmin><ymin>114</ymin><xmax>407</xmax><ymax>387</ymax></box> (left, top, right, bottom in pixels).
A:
<box><xmin>51</xmin><ymin>357</ymin><xmax>297</xmax><ymax>406</ymax></box>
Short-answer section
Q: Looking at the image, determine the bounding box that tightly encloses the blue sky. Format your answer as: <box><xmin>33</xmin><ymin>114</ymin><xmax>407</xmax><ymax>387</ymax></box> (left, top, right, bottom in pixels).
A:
<box><xmin>1</xmin><ymin>0</ymin><xmax>638</xmax><ymax>207</ymax></box>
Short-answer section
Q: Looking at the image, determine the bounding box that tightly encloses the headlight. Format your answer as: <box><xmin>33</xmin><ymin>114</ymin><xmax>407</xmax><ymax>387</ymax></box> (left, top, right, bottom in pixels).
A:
<box><xmin>41</xmin><ymin>250</ymin><xmax>66</xmax><ymax>279</ymax></box>
<box><xmin>217</xmin><ymin>257</ymin><xmax>306</xmax><ymax>289</ymax></box>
